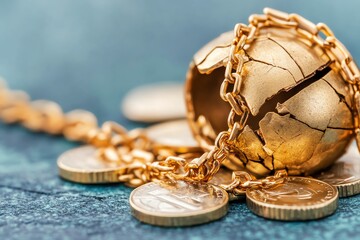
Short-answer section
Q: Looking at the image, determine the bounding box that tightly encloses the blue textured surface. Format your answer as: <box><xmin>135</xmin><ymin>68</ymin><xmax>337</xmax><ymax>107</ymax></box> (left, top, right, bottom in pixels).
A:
<box><xmin>1</xmin><ymin>1</ymin><xmax>360</xmax><ymax>239</ymax></box>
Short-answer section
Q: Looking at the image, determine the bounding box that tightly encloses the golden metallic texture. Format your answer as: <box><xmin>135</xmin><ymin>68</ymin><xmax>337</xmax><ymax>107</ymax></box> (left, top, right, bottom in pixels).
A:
<box><xmin>209</xmin><ymin>167</ymin><xmax>235</xmax><ymax>185</ymax></box>
<box><xmin>194</xmin><ymin>31</ymin><xmax>233</xmax><ymax>74</ymax></box>
<box><xmin>209</xmin><ymin>168</ymin><xmax>245</xmax><ymax>201</ymax></box>
<box><xmin>246</xmin><ymin>177</ymin><xmax>339</xmax><ymax>220</ymax></box>
<box><xmin>56</xmin><ymin>120</ymin><xmax>204</xmax><ymax>186</ymax></box>
<box><xmin>129</xmin><ymin>181</ymin><xmax>228</xmax><ymax>227</ymax></box>
<box><xmin>58</xmin><ymin>146</ymin><xmax>124</xmax><ymax>184</ymax></box>
<box><xmin>314</xmin><ymin>142</ymin><xmax>360</xmax><ymax>197</ymax></box>
<box><xmin>186</xmin><ymin>9</ymin><xmax>357</xmax><ymax>178</ymax></box>
<box><xmin>0</xmin><ymin>9</ymin><xmax>359</xmax><ymax>202</ymax></box>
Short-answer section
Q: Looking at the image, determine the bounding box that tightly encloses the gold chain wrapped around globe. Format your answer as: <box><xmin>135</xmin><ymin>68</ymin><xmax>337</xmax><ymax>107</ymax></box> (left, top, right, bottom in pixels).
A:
<box><xmin>221</xmin><ymin>8</ymin><xmax>360</xmax><ymax>153</ymax></box>
<box><xmin>0</xmin><ymin>8</ymin><xmax>359</xmax><ymax>193</ymax></box>
<box><xmin>184</xmin><ymin>8</ymin><xmax>360</xmax><ymax>192</ymax></box>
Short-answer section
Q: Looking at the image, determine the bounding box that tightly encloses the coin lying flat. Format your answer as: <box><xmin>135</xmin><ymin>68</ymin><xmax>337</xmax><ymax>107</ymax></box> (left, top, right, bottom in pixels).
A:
<box><xmin>57</xmin><ymin>146</ymin><xmax>123</xmax><ymax>184</ymax></box>
<box><xmin>246</xmin><ymin>177</ymin><xmax>338</xmax><ymax>221</ymax></box>
<box><xmin>122</xmin><ymin>82</ymin><xmax>186</xmax><ymax>123</ymax></box>
<box><xmin>129</xmin><ymin>181</ymin><xmax>229</xmax><ymax>227</ymax></box>
<box><xmin>145</xmin><ymin>120</ymin><xmax>201</xmax><ymax>153</ymax></box>
<box><xmin>209</xmin><ymin>168</ymin><xmax>245</xmax><ymax>201</ymax></box>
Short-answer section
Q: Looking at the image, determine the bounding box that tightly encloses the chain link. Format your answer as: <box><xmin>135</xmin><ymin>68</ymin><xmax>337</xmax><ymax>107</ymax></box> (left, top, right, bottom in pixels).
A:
<box><xmin>220</xmin><ymin>169</ymin><xmax>288</xmax><ymax>195</ymax></box>
<box><xmin>0</xmin><ymin>80</ymin><xmax>202</xmax><ymax>187</ymax></box>
<box><xmin>0</xmin><ymin>8</ymin><xmax>359</xmax><ymax>194</ymax></box>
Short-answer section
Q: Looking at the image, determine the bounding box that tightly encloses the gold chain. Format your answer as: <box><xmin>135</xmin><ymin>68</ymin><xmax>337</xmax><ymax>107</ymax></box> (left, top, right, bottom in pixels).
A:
<box><xmin>0</xmin><ymin>8</ymin><xmax>359</xmax><ymax>194</ymax></box>
<box><xmin>221</xmin><ymin>8</ymin><xmax>360</xmax><ymax>145</ymax></box>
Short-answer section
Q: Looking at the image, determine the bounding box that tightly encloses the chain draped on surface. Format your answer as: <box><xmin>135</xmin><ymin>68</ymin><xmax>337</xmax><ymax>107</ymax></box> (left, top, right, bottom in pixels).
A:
<box><xmin>0</xmin><ymin>8</ymin><xmax>359</xmax><ymax>194</ymax></box>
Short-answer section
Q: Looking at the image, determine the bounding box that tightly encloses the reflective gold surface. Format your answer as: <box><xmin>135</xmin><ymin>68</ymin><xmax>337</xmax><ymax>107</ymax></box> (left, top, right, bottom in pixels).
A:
<box><xmin>57</xmin><ymin>146</ymin><xmax>124</xmax><ymax>184</ymax></box>
<box><xmin>209</xmin><ymin>168</ymin><xmax>245</xmax><ymax>201</ymax></box>
<box><xmin>1</xmin><ymin>10</ymin><xmax>359</xmax><ymax>227</ymax></box>
<box><xmin>129</xmin><ymin>181</ymin><xmax>228</xmax><ymax>227</ymax></box>
<box><xmin>314</xmin><ymin>142</ymin><xmax>360</xmax><ymax>197</ymax></box>
<box><xmin>186</xmin><ymin>27</ymin><xmax>354</xmax><ymax>177</ymax></box>
<box><xmin>246</xmin><ymin>177</ymin><xmax>338</xmax><ymax>220</ymax></box>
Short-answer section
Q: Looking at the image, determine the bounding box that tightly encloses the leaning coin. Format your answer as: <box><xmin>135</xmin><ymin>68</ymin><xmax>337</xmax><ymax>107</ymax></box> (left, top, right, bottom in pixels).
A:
<box><xmin>57</xmin><ymin>146</ymin><xmax>123</xmax><ymax>184</ymax></box>
<box><xmin>209</xmin><ymin>168</ymin><xmax>245</xmax><ymax>201</ymax></box>
<box><xmin>122</xmin><ymin>82</ymin><xmax>186</xmax><ymax>123</ymax></box>
<box><xmin>314</xmin><ymin>141</ymin><xmax>360</xmax><ymax>197</ymax></box>
<box><xmin>145</xmin><ymin>119</ymin><xmax>201</xmax><ymax>153</ymax></box>
<box><xmin>129</xmin><ymin>181</ymin><xmax>229</xmax><ymax>227</ymax></box>
<box><xmin>314</xmin><ymin>159</ymin><xmax>360</xmax><ymax>198</ymax></box>
<box><xmin>246</xmin><ymin>177</ymin><xmax>338</xmax><ymax>221</ymax></box>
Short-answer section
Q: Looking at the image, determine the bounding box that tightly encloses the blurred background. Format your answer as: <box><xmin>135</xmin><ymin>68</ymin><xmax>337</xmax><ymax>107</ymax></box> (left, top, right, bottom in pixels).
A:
<box><xmin>1</xmin><ymin>2</ymin><xmax>360</xmax><ymax>238</ymax></box>
<box><xmin>0</xmin><ymin>0</ymin><xmax>359</xmax><ymax>127</ymax></box>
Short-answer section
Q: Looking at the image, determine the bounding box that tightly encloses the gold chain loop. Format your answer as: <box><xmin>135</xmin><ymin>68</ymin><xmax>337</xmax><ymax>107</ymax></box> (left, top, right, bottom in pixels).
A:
<box><xmin>0</xmin><ymin>8</ymin><xmax>359</xmax><ymax>193</ymax></box>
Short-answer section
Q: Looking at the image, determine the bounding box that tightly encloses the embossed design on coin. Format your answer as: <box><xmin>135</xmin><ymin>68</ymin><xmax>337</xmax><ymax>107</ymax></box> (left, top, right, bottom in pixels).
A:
<box><xmin>57</xmin><ymin>146</ymin><xmax>123</xmax><ymax>184</ymax></box>
<box><xmin>129</xmin><ymin>181</ymin><xmax>228</xmax><ymax>226</ymax></box>
<box><xmin>246</xmin><ymin>177</ymin><xmax>338</xmax><ymax>220</ymax></box>
<box><xmin>315</xmin><ymin>154</ymin><xmax>360</xmax><ymax>197</ymax></box>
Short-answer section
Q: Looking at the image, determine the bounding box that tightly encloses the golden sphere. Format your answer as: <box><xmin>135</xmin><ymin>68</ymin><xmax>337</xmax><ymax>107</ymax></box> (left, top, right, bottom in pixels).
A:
<box><xmin>186</xmin><ymin>28</ymin><xmax>354</xmax><ymax>177</ymax></box>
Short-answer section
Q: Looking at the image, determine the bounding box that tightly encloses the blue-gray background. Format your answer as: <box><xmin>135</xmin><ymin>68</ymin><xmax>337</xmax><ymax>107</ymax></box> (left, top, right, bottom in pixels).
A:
<box><xmin>0</xmin><ymin>1</ymin><xmax>360</xmax><ymax>240</ymax></box>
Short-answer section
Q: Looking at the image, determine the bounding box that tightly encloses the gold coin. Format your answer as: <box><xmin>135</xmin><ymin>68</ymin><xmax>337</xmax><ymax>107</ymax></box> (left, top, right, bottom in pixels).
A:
<box><xmin>145</xmin><ymin>120</ymin><xmax>202</xmax><ymax>153</ymax></box>
<box><xmin>209</xmin><ymin>168</ymin><xmax>245</xmax><ymax>201</ymax></box>
<box><xmin>315</xmin><ymin>161</ymin><xmax>360</xmax><ymax>197</ymax></box>
<box><xmin>246</xmin><ymin>177</ymin><xmax>338</xmax><ymax>221</ymax></box>
<box><xmin>314</xmin><ymin>142</ymin><xmax>360</xmax><ymax>197</ymax></box>
<box><xmin>129</xmin><ymin>181</ymin><xmax>229</xmax><ymax>227</ymax></box>
<box><xmin>57</xmin><ymin>146</ymin><xmax>123</xmax><ymax>184</ymax></box>
<box><xmin>122</xmin><ymin>82</ymin><xmax>186</xmax><ymax>123</ymax></box>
